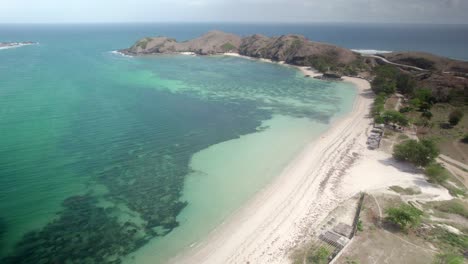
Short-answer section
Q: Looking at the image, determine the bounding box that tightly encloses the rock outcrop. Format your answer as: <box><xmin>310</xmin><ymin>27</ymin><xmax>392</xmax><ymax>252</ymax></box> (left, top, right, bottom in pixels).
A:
<box><xmin>239</xmin><ymin>34</ymin><xmax>356</xmax><ymax>67</ymax></box>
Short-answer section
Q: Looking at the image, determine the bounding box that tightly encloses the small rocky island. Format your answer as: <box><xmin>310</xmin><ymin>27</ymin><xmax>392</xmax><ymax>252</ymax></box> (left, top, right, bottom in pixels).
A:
<box><xmin>0</xmin><ymin>41</ymin><xmax>38</xmax><ymax>49</ymax></box>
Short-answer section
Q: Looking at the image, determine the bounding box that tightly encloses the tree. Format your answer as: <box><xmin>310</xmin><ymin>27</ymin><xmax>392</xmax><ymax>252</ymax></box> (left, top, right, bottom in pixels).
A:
<box><xmin>382</xmin><ymin>110</ymin><xmax>409</xmax><ymax>126</ymax></box>
<box><xmin>385</xmin><ymin>204</ymin><xmax>423</xmax><ymax>231</ymax></box>
<box><xmin>371</xmin><ymin>65</ymin><xmax>399</xmax><ymax>95</ymax></box>
<box><xmin>393</xmin><ymin>139</ymin><xmax>439</xmax><ymax>167</ymax></box>
<box><xmin>448</xmin><ymin>109</ymin><xmax>464</xmax><ymax>127</ymax></box>
<box><xmin>371</xmin><ymin>76</ymin><xmax>396</xmax><ymax>95</ymax></box>
<box><xmin>396</xmin><ymin>73</ymin><xmax>416</xmax><ymax>95</ymax></box>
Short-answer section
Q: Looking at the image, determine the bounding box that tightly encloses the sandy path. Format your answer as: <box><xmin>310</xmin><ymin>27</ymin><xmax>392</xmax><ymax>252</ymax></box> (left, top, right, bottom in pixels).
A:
<box><xmin>171</xmin><ymin>75</ymin><xmax>374</xmax><ymax>264</ymax></box>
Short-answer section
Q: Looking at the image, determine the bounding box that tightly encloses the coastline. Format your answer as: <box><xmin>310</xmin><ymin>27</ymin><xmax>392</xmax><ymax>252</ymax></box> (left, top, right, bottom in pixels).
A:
<box><xmin>170</xmin><ymin>62</ymin><xmax>374</xmax><ymax>263</ymax></box>
<box><xmin>221</xmin><ymin>52</ymin><xmax>323</xmax><ymax>78</ymax></box>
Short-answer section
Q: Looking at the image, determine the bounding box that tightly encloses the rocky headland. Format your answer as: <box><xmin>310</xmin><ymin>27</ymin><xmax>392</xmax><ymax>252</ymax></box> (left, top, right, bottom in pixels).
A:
<box><xmin>119</xmin><ymin>30</ymin><xmax>361</xmax><ymax>75</ymax></box>
<box><xmin>121</xmin><ymin>31</ymin><xmax>468</xmax><ymax>102</ymax></box>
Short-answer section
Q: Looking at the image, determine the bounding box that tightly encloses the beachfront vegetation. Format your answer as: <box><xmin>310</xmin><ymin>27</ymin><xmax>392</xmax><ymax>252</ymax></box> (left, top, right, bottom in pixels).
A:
<box><xmin>371</xmin><ymin>65</ymin><xmax>418</xmax><ymax>96</ymax></box>
<box><xmin>393</xmin><ymin>139</ymin><xmax>439</xmax><ymax>167</ymax></box>
<box><xmin>385</xmin><ymin>203</ymin><xmax>423</xmax><ymax>231</ymax></box>
<box><xmin>381</xmin><ymin>110</ymin><xmax>409</xmax><ymax>126</ymax></box>
<box><xmin>448</xmin><ymin>109</ymin><xmax>464</xmax><ymax>127</ymax></box>
<box><xmin>372</xmin><ymin>93</ymin><xmax>387</xmax><ymax>123</ymax></box>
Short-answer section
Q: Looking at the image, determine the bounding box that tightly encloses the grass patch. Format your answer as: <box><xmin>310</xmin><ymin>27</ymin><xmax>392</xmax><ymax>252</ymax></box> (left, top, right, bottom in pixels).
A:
<box><xmin>427</xmin><ymin>227</ymin><xmax>468</xmax><ymax>255</ymax></box>
<box><xmin>425</xmin><ymin>163</ymin><xmax>450</xmax><ymax>184</ymax></box>
<box><xmin>221</xmin><ymin>42</ymin><xmax>236</xmax><ymax>52</ymax></box>
<box><xmin>397</xmin><ymin>134</ymin><xmax>409</xmax><ymax>140</ymax></box>
<box><xmin>430</xmin><ymin>199</ymin><xmax>468</xmax><ymax>219</ymax></box>
<box><xmin>291</xmin><ymin>243</ymin><xmax>333</xmax><ymax>264</ymax></box>
<box><xmin>389</xmin><ymin>186</ymin><xmax>421</xmax><ymax>195</ymax></box>
<box><xmin>442</xmin><ymin>183</ymin><xmax>466</xmax><ymax>197</ymax></box>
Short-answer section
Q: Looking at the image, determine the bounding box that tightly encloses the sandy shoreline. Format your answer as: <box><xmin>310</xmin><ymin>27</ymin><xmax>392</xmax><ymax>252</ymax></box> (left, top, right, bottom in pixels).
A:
<box><xmin>170</xmin><ymin>58</ymin><xmax>375</xmax><ymax>263</ymax></box>
<box><xmin>222</xmin><ymin>52</ymin><xmax>323</xmax><ymax>78</ymax></box>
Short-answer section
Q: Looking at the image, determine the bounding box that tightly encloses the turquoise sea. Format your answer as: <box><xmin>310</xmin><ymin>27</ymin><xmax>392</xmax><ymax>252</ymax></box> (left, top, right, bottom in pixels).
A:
<box><xmin>0</xmin><ymin>23</ymin><xmax>466</xmax><ymax>263</ymax></box>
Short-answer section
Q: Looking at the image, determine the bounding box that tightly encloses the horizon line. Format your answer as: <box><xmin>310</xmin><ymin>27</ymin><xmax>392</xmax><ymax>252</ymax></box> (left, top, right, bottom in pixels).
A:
<box><xmin>1</xmin><ymin>21</ymin><xmax>468</xmax><ymax>26</ymax></box>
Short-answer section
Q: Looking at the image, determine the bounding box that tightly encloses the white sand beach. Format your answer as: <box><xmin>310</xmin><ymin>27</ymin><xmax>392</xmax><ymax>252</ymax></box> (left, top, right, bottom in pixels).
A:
<box><xmin>170</xmin><ymin>71</ymin><xmax>373</xmax><ymax>263</ymax></box>
<box><xmin>170</xmin><ymin>57</ymin><xmax>451</xmax><ymax>264</ymax></box>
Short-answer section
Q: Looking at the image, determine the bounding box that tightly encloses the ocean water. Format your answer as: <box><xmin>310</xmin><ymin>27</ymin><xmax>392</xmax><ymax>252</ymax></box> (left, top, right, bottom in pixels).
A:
<box><xmin>0</xmin><ymin>23</ymin><xmax>466</xmax><ymax>263</ymax></box>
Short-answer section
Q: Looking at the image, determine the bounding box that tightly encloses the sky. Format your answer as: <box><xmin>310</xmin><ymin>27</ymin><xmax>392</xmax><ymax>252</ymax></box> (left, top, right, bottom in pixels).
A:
<box><xmin>1</xmin><ymin>0</ymin><xmax>468</xmax><ymax>24</ymax></box>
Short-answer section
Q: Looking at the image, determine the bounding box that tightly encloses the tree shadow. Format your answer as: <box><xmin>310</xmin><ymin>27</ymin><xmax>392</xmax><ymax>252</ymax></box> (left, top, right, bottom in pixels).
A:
<box><xmin>439</xmin><ymin>123</ymin><xmax>452</xmax><ymax>129</ymax></box>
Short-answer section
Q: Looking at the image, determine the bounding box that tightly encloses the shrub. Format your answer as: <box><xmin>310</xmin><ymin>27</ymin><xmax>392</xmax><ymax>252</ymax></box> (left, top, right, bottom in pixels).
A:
<box><xmin>425</xmin><ymin>163</ymin><xmax>449</xmax><ymax>184</ymax></box>
<box><xmin>448</xmin><ymin>109</ymin><xmax>464</xmax><ymax>127</ymax></box>
<box><xmin>393</xmin><ymin>139</ymin><xmax>439</xmax><ymax>167</ymax></box>
<box><xmin>422</xmin><ymin>110</ymin><xmax>433</xmax><ymax>120</ymax></box>
<box><xmin>462</xmin><ymin>134</ymin><xmax>468</xmax><ymax>144</ymax></box>
<box><xmin>413</xmin><ymin>88</ymin><xmax>435</xmax><ymax>111</ymax></box>
<box><xmin>385</xmin><ymin>204</ymin><xmax>423</xmax><ymax>231</ymax></box>
<box><xmin>357</xmin><ymin>219</ymin><xmax>363</xmax><ymax>231</ymax></box>
<box><xmin>399</xmin><ymin>106</ymin><xmax>412</xmax><ymax>113</ymax></box>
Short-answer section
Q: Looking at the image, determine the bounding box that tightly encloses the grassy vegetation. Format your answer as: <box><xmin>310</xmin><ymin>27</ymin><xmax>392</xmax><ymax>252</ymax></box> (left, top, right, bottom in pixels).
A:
<box><xmin>221</xmin><ymin>42</ymin><xmax>236</xmax><ymax>52</ymax></box>
<box><xmin>427</xmin><ymin>227</ymin><xmax>468</xmax><ymax>256</ymax></box>
<box><xmin>398</xmin><ymin>134</ymin><xmax>409</xmax><ymax>140</ymax></box>
<box><xmin>389</xmin><ymin>186</ymin><xmax>421</xmax><ymax>195</ymax></box>
<box><xmin>307</xmin><ymin>247</ymin><xmax>330</xmax><ymax>264</ymax></box>
<box><xmin>430</xmin><ymin>199</ymin><xmax>468</xmax><ymax>219</ymax></box>
<box><xmin>291</xmin><ymin>244</ymin><xmax>333</xmax><ymax>264</ymax></box>
<box><xmin>433</xmin><ymin>252</ymin><xmax>464</xmax><ymax>264</ymax></box>
<box><xmin>425</xmin><ymin>163</ymin><xmax>450</xmax><ymax>184</ymax></box>
<box><xmin>136</xmin><ymin>38</ymin><xmax>151</xmax><ymax>49</ymax></box>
